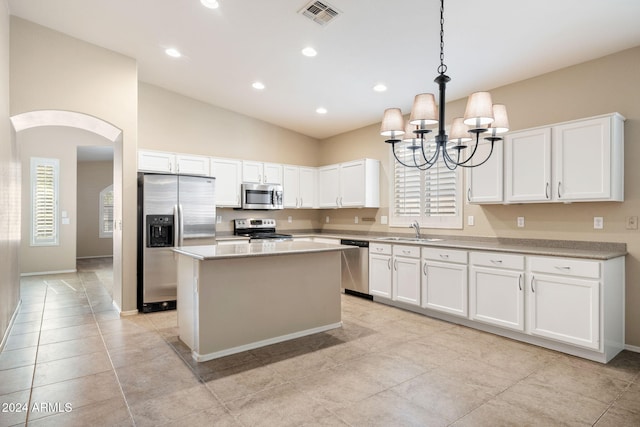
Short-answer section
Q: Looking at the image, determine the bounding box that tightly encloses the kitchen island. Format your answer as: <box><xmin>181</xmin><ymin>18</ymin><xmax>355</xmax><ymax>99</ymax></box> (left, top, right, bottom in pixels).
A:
<box><xmin>173</xmin><ymin>241</ymin><xmax>352</xmax><ymax>362</ymax></box>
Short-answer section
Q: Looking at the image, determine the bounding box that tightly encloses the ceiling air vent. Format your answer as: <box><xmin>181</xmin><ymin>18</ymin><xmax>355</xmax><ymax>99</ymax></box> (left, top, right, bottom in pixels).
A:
<box><xmin>299</xmin><ymin>1</ymin><xmax>341</xmax><ymax>27</ymax></box>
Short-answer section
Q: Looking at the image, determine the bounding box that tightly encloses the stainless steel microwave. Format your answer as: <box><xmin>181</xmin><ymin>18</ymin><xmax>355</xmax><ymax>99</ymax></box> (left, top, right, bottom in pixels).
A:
<box><xmin>241</xmin><ymin>183</ymin><xmax>284</xmax><ymax>210</ymax></box>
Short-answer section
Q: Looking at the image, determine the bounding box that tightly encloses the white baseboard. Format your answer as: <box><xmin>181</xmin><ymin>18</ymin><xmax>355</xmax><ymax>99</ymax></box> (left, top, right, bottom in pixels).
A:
<box><xmin>0</xmin><ymin>300</ymin><xmax>22</xmax><ymax>352</ymax></box>
<box><xmin>21</xmin><ymin>269</ymin><xmax>77</xmax><ymax>277</ymax></box>
<box><xmin>76</xmin><ymin>255</ymin><xmax>113</xmax><ymax>260</ymax></box>
<box><xmin>624</xmin><ymin>344</ymin><xmax>640</xmax><ymax>353</ymax></box>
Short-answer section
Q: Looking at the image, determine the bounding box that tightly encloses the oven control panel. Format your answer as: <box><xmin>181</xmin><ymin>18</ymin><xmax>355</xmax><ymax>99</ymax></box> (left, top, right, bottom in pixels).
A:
<box><xmin>234</xmin><ymin>218</ymin><xmax>276</xmax><ymax>229</ymax></box>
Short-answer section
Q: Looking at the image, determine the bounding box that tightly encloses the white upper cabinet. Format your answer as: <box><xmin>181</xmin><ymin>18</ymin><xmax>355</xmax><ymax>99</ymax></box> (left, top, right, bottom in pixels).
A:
<box><xmin>505</xmin><ymin>128</ymin><xmax>552</xmax><ymax>203</ymax></box>
<box><xmin>553</xmin><ymin>114</ymin><xmax>624</xmax><ymax>202</ymax></box>
<box><xmin>242</xmin><ymin>161</ymin><xmax>283</xmax><ymax>185</ymax></box>
<box><xmin>175</xmin><ymin>154</ymin><xmax>210</xmax><ymax>176</ymax></box>
<box><xmin>138</xmin><ymin>150</ymin><xmax>209</xmax><ymax>176</ymax></box>
<box><xmin>318</xmin><ymin>159</ymin><xmax>380</xmax><ymax>208</ymax></box>
<box><xmin>466</xmin><ymin>140</ymin><xmax>504</xmax><ymax>204</ymax></box>
<box><xmin>138</xmin><ymin>150</ymin><xmax>175</xmax><ymax>173</ymax></box>
<box><xmin>283</xmin><ymin>165</ymin><xmax>317</xmax><ymax>209</ymax></box>
<box><xmin>471</xmin><ymin>113</ymin><xmax>624</xmax><ymax>205</ymax></box>
<box><xmin>210</xmin><ymin>158</ymin><xmax>242</xmax><ymax>207</ymax></box>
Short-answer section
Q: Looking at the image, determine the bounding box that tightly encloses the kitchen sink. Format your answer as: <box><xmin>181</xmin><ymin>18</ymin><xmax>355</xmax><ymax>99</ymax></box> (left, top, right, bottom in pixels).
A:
<box><xmin>376</xmin><ymin>237</ymin><xmax>444</xmax><ymax>243</ymax></box>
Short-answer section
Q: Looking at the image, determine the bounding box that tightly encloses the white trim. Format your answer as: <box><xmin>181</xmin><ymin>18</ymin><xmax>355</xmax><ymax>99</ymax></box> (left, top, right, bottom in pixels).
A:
<box><xmin>624</xmin><ymin>344</ymin><xmax>640</xmax><ymax>353</ymax></box>
<box><xmin>20</xmin><ymin>269</ymin><xmax>77</xmax><ymax>276</ymax></box>
<box><xmin>11</xmin><ymin>110</ymin><xmax>122</xmax><ymax>142</ymax></box>
<box><xmin>0</xmin><ymin>300</ymin><xmax>22</xmax><ymax>353</ymax></box>
<box><xmin>111</xmin><ymin>300</ymin><xmax>138</xmax><ymax>316</ymax></box>
<box><xmin>76</xmin><ymin>255</ymin><xmax>113</xmax><ymax>259</ymax></box>
<box><xmin>192</xmin><ymin>322</ymin><xmax>343</xmax><ymax>362</ymax></box>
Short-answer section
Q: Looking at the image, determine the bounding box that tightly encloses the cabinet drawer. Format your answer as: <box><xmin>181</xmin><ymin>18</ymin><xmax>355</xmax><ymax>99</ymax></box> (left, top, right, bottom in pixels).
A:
<box><xmin>370</xmin><ymin>243</ymin><xmax>392</xmax><ymax>255</ymax></box>
<box><xmin>470</xmin><ymin>252</ymin><xmax>524</xmax><ymax>270</ymax></box>
<box><xmin>529</xmin><ymin>256</ymin><xmax>600</xmax><ymax>279</ymax></box>
<box><xmin>393</xmin><ymin>245</ymin><xmax>421</xmax><ymax>258</ymax></box>
<box><xmin>422</xmin><ymin>247</ymin><xmax>467</xmax><ymax>264</ymax></box>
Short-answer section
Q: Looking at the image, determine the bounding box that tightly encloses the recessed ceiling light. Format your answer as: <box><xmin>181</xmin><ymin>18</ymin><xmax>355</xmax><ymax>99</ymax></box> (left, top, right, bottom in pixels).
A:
<box><xmin>200</xmin><ymin>0</ymin><xmax>219</xmax><ymax>9</ymax></box>
<box><xmin>301</xmin><ymin>47</ymin><xmax>317</xmax><ymax>57</ymax></box>
<box><xmin>252</xmin><ymin>81</ymin><xmax>265</xmax><ymax>90</ymax></box>
<box><xmin>316</xmin><ymin>107</ymin><xmax>327</xmax><ymax>115</ymax></box>
<box><xmin>373</xmin><ymin>83</ymin><xmax>387</xmax><ymax>92</ymax></box>
<box><xmin>165</xmin><ymin>48</ymin><xmax>182</xmax><ymax>58</ymax></box>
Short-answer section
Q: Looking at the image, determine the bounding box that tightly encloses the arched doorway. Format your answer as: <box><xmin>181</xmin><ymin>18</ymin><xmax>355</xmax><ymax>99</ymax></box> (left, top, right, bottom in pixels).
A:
<box><xmin>10</xmin><ymin>110</ymin><xmax>124</xmax><ymax>311</ymax></box>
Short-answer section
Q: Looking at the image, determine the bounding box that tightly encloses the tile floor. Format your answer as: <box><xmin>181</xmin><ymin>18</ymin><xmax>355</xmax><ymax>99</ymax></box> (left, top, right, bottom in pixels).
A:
<box><xmin>1</xmin><ymin>258</ymin><xmax>640</xmax><ymax>426</ymax></box>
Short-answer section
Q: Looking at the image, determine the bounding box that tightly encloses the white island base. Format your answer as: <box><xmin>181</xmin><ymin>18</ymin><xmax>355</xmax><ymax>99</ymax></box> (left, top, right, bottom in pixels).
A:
<box><xmin>174</xmin><ymin>242</ymin><xmax>346</xmax><ymax>362</ymax></box>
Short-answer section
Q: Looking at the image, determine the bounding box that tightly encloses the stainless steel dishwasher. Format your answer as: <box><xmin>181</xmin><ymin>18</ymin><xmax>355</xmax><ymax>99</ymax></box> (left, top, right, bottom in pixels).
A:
<box><xmin>340</xmin><ymin>239</ymin><xmax>372</xmax><ymax>299</ymax></box>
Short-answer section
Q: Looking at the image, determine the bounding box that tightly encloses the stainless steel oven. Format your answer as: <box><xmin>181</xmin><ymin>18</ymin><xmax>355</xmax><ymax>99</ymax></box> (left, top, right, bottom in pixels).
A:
<box><xmin>234</xmin><ymin>218</ymin><xmax>292</xmax><ymax>242</ymax></box>
<box><xmin>241</xmin><ymin>183</ymin><xmax>284</xmax><ymax>210</ymax></box>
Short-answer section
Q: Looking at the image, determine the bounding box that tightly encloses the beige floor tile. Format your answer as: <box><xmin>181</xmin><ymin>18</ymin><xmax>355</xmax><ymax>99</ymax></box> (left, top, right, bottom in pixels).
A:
<box><xmin>33</xmin><ymin>351</ymin><xmax>112</xmax><ymax>387</ymax></box>
<box><xmin>129</xmin><ymin>384</ymin><xmax>223</xmax><ymax>426</ymax></box>
<box><xmin>205</xmin><ymin>361</ymin><xmax>287</xmax><ymax>403</ymax></box>
<box><xmin>0</xmin><ymin>345</ymin><xmax>38</xmax><ymax>371</ymax></box>
<box><xmin>160</xmin><ymin>407</ymin><xmax>242</xmax><ymax>427</ymax></box>
<box><xmin>13</xmin><ymin>310</ymin><xmax>43</xmax><ymax>324</ymax></box>
<box><xmin>612</xmin><ymin>381</ymin><xmax>640</xmax><ymax>414</ymax></box>
<box><xmin>40</xmin><ymin>313</ymin><xmax>97</xmax><ymax>331</ymax></box>
<box><xmin>38</xmin><ymin>323</ymin><xmax>101</xmax><ymax>345</ymax></box>
<box><xmin>0</xmin><ymin>389</ymin><xmax>31</xmax><ymax>426</ymax></box>
<box><xmin>595</xmin><ymin>404</ymin><xmax>640</xmax><ymax>426</ymax></box>
<box><xmin>36</xmin><ymin>335</ymin><xmax>107</xmax><ymax>364</ymax></box>
<box><xmin>3</xmin><ymin>331</ymin><xmax>39</xmax><ymax>351</ymax></box>
<box><xmin>226</xmin><ymin>382</ymin><xmax>333</xmax><ymax>427</ymax></box>
<box><xmin>26</xmin><ymin>396</ymin><xmax>133</xmax><ymax>427</ymax></box>
<box><xmin>42</xmin><ymin>305</ymin><xmax>93</xmax><ymax>320</ymax></box>
<box><xmin>28</xmin><ymin>370</ymin><xmax>123</xmax><ymax>421</ymax></box>
<box><xmin>0</xmin><ymin>365</ymin><xmax>34</xmax><ymax>395</ymax></box>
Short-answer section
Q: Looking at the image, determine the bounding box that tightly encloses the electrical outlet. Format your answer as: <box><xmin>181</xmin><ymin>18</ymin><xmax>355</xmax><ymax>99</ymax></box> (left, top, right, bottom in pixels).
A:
<box><xmin>381</xmin><ymin>216</ymin><xmax>388</xmax><ymax>225</ymax></box>
<box><xmin>287</xmin><ymin>216</ymin><xmax>292</xmax><ymax>223</ymax></box>
<box><xmin>467</xmin><ymin>215</ymin><xmax>474</xmax><ymax>226</ymax></box>
<box><xmin>626</xmin><ymin>216</ymin><xmax>638</xmax><ymax>230</ymax></box>
<box><xmin>326</xmin><ymin>216</ymin><xmax>330</xmax><ymax>223</ymax></box>
<box><xmin>594</xmin><ymin>216</ymin><xmax>604</xmax><ymax>230</ymax></box>
<box><xmin>517</xmin><ymin>217</ymin><xmax>525</xmax><ymax>228</ymax></box>
<box><xmin>216</xmin><ymin>215</ymin><xmax>222</xmax><ymax>224</ymax></box>
<box><xmin>354</xmin><ymin>216</ymin><xmax>359</xmax><ymax>224</ymax></box>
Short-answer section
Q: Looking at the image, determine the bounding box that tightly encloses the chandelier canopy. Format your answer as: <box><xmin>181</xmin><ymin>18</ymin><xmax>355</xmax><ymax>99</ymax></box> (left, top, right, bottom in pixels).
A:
<box><xmin>380</xmin><ymin>0</ymin><xmax>509</xmax><ymax>170</ymax></box>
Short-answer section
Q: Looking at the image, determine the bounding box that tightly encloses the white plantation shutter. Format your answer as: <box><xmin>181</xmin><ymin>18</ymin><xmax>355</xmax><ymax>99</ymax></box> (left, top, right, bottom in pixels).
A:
<box><xmin>390</xmin><ymin>140</ymin><xmax>462</xmax><ymax>229</ymax></box>
<box><xmin>99</xmin><ymin>185</ymin><xmax>114</xmax><ymax>238</ymax></box>
<box><xmin>31</xmin><ymin>157</ymin><xmax>59</xmax><ymax>246</ymax></box>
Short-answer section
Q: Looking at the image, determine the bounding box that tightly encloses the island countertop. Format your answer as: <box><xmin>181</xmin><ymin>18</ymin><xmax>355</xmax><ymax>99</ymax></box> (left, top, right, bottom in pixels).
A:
<box><xmin>173</xmin><ymin>240</ymin><xmax>353</xmax><ymax>260</ymax></box>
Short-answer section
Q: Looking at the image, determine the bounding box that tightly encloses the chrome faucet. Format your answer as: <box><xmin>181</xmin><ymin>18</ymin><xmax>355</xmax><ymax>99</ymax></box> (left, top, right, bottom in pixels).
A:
<box><xmin>409</xmin><ymin>220</ymin><xmax>421</xmax><ymax>239</ymax></box>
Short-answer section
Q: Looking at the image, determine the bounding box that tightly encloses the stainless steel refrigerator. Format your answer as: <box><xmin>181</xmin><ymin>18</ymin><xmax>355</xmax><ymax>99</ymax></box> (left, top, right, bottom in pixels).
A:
<box><xmin>137</xmin><ymin>173</ymin><xmax>216</xmax><ymax>313</ymax></box>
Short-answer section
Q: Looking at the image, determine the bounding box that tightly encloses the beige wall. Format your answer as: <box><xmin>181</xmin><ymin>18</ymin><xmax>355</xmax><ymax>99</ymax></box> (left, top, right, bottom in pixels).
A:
<box><xmin>0</xmin><ymin>0</ymin><xmax>20</xmax><ymax>348</ymax></box>
<box><xmin>320</xmin><ymin>46</ymin><xmax>640</xmax><ymax>347</ymax></box>
<box><xmin>10</xmin><ymin>17</ymin><xmax>138</xmax><ymax>311</ymax></box>
<box><xmin>77</xmin><ymin>160</ymin><xmax>114</xmax><ymax>258</ymax></box>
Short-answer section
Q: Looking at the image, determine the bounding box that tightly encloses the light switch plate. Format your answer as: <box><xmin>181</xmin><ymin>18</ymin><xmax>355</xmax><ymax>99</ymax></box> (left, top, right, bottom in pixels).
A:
<box><xmin>216</xmin><ymin>215</ymin><xmax>222</xmax><ymax>224</ymax></box>
<box><xmin>288</xmin><ymin>216</ymin><xmax>292</xmax><ymax>223</ymax></box>
<box><xmin>381</xmin><ymin>216</ymin><xmax>388</xmax><ymax>225</ymax></box>
<box><xmin>354</xmin><ymin>216</ymin><xmax>359</xmax><ymax>224</ymax></box>
<box><xmin>517</xmin><ymin>217</ymin><xmax>525</xmax><ymax>228</ymax></box>
<box><xmin>326</xmin><ymin>216</ymin><xmax>330</xmax><ymax>223</ymax></box>
<box><xmin>467</xmin><ymin>216</ymin><xmax>474</xmax><ymax>226</ymax></box>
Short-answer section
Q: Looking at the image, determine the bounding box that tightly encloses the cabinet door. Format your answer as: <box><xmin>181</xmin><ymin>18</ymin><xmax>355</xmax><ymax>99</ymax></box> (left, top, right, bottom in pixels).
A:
<box><xmin>469</xmin><ymin>266</ymin><xmax>524</xmax><ymax>331</ymax></box>
<box><xmin>318</xmin><ymin>164</ymin><xmax>340</xmax><ymax>208</ymax></box>
<box><xmin>176</xmin><ymin>154</ymin><xmax>210</xmax><ymax>176</ymax></box>
<box><xmin>422</xmin><ymin>260</ymin><xmax>468</xmax><ymax>317</ymax></box>
<box><xmin>211</xmin><ymin>158</ymin><xmax>242</xmax><ymax>207</ymax></box>
<box><xmin>298</xmin><ymin>167</ymin><xmax>317</xmax><ymax>208</ymax></box>
<box><xmin>466</xmin><ymin>140</ymin><xmax>503</xmax><ymax>203</ymax></box>
<box><xmin>529</xmin><ymin>274</ymin><xmax>600</xmax><ymax>349</ymax></box>
<box><xmin>242</xmin><ymin>161</ymin><xmax>263</xmax><ymax>183</ymax></box>
<box><xmin>283</xmin><ymin>166</ymin><xmax>300</xmax><ymax>208</ymax></box>
<box><xmin>138</xmin><ymin>150</ymin><xmax>175</xmax><ymax>173</ymax></box>
<box><xmin>263</xmin><ymin>163</ymin><xmax>283</xmax><ymax>185</ymax></box>
<box><xmin>340</xmin><ymin>160</ymin><xmax>365</xmax><ymax>207</ymax></box>
<box><xmin>505</xmin><ymin>128</ymin><xmax>552</xmax><ymax>202</ymax></box>
<box><xmin>553</xmin><ymin>116</ymin><xmax>611</xmax><ymax>201</ymax></box>
<box><xmin>369</xmin><ymin>254</ymin><xmax>392</xmax><ymax>298</ymax></box>
<box><xmin>393</xmin><ymin>256</ymin><xmax>421</xmax><ymax>306</ymax></box>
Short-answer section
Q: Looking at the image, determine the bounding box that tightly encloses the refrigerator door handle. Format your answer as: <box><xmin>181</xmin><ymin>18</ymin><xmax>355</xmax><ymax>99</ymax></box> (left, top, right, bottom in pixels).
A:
<box><xmin>177</xmin><ymin>204</ymin><xmax>185</xmax><ymax>246</ymax></box>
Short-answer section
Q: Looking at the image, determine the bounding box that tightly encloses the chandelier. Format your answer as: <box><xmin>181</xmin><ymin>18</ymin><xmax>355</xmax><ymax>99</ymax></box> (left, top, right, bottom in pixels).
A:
<box><xmin>380</xmin><ymin>0</ymin><xmax>509</xmax><ymax>170</ymax></box>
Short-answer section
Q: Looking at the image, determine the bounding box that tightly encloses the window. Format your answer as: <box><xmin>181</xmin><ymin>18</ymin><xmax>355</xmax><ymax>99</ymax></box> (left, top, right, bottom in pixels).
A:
<box><xmin>31</xmin><ymin>157</ymin><xmax>59</xmax><ymax>246</ymax></box>
<box><xmin>99</xmin><ymin>185</ymin><xmax>114</xmax><ymax>238</ymax></box>
<box><xmin>390</xmin><ymin>141</ymin><xmax>463</xmax><ymax>229</ymax></box>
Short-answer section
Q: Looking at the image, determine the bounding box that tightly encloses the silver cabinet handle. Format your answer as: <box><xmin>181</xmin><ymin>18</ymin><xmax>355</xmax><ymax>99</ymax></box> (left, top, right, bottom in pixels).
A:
<box><xmin>300</xmin><ymin>197</ymin><xmax>303</xmax><ymax>207</ymax></box>
<box><xmin>518</xmin><ymin>273</ymin><xmax>522</xmax><ymax>291</ymax></box>
<box><xmin>336</xmin><ymin>197</ymin><xmax>339</xmax><ymax>206</ymax></box>
<box><xmin>439</xmin><ymin>254</ymin><xmax>449</xmax><ymax>259</ymax></box>
<box><xmin>402</xmin><ymin>249</ymin><xmax>411</xmax><ymax>255</ymax></box>
<box><xmin>387</xmin><ymin>258</ymin><xmax>391</xmax><ymax>270</ymax></box>
<box><xmin>394</xmin><ymin>259</ymin><xmax>398</xmax><ymax>271</ymax></box>
<box><xmin>555</xmin><ymin>266</ymin><xmax>571</xmax><ymax>271</ymax></box>
<box><xmin>557</xmin><ymin>181</ymin><xmax>562</xmax><ymax>199</ymax></box>
<box><xmin>423</xmin><ymin>262</ymin><xmax>428</xmax><ymax>275</ymax></box>
<box><xmin>490</xmin><ymin>259</ymin><xmax>503</xmax><ymax>265</ymax></box>
<box><xmin>531</xmin><ymin>275</ymin><xmax>535</xmax><ymax>293</ymax></box>
<box><xmin>264</xmin><ymin>174</ymin><xmax>267</xmax><ymax>183</ymax></box>
<box><xmin>467</xmin><ymin>188</ymin><xmax>471</xmax><ymax>202</ymax></box>
<box><xmin>545</xmin><ymin>182</ymin><xmax>549</xmax><ymax>199</ymax></box>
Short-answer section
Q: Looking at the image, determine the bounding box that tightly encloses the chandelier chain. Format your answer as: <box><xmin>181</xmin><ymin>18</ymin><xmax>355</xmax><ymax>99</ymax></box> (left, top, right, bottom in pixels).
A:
<box><xmin>438</xmin><ymin>0</ymin><xmax>447</xmax><ymax>75</ymax></box>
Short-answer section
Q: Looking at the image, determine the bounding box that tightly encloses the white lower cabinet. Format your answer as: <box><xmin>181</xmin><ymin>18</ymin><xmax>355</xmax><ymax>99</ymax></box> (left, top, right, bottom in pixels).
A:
<box><xmin>422</xmin><ymin>248</ymin><xmax>468</xmax><ymax>317</ymax></box>
<box><xmin>528</xmin><ymin>256</ymin><xmax>601</xmax><ymax>350</ymax></box>
<box><xmin>392</xmin><ymin>245</ymin><xmax>421</xmax><ymax>306</ymax></box>
<box><xmin>469</xmin><ymin>252</ymin><xmax>525</xmax><ymax>331</ymax></box>
<box><xmin>369</xmin><ymin>243</ymin><xmax>392</xmax><ymax>299</ymax></box>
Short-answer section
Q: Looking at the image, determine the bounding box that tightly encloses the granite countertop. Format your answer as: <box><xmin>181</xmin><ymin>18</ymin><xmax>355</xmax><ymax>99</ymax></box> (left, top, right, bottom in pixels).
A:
<box><xmin>289</xmin><ymin>231</ymin><xmax>627</xmax><ymax>260</ymax></box>
<box><xmin>173</xmin><ymin>241</ymin><xmax>354</xmax><ymax>260</ymax></box>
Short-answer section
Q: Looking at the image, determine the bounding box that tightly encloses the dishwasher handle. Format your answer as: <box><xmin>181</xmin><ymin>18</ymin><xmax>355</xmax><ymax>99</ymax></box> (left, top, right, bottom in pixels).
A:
<box><xmin>340</xmin><ymin>239</ymin><xmax>370</xmax><ymax>248</ymax></box>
